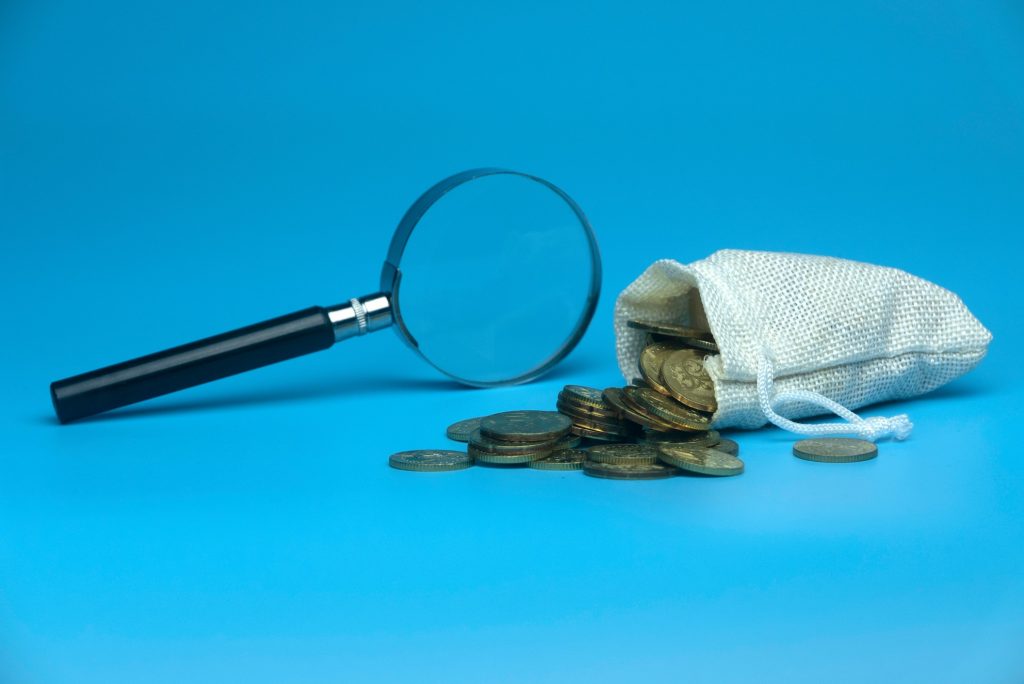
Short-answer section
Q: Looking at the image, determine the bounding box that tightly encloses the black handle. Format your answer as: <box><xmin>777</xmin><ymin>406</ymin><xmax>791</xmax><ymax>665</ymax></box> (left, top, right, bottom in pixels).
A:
<box><xmin>51</xmin><ymin>306</ymin><xmax>336</xmax><ymax>423</ymax></box>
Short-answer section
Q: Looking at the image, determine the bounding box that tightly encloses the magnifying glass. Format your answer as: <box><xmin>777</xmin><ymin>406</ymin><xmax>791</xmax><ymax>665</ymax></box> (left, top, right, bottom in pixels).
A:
<box><xmin>50</xmin><ymin>168</ymin><xmax>602</xmax><ymax>424</ymax></box>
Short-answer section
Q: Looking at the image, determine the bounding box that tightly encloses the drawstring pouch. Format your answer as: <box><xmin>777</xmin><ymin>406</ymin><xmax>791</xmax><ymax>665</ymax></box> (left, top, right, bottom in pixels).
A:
<box><xmin>614</xmin><ymin>250</ymin><xmax>991</xmax><ymax>442</ymax></box>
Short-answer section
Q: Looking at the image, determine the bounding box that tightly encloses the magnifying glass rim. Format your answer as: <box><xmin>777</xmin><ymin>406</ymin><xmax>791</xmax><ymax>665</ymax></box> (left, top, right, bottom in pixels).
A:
<box><xmin>379</xmin><ymin>167</ymin><xmax>601</xmax><ymax>388</ymax></box>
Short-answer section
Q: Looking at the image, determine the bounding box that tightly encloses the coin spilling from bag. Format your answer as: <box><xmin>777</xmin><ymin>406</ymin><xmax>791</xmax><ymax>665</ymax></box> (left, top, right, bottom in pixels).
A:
<box><xmin>390</xmin><ymin>319</ymin><xmax>881</xmax><ymax>477</ymax></box>
<box><xmin>614</xmin><ymin>250</ymin><xmax>992</xmax><ymax>442</ymax></box>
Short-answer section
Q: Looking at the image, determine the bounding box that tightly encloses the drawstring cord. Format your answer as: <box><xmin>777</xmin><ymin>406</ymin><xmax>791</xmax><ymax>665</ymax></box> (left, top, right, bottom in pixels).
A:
<box><xmin>756</xmin><ymin>350</ymin><xmax>913</xmax><ymax>442</ymax></box>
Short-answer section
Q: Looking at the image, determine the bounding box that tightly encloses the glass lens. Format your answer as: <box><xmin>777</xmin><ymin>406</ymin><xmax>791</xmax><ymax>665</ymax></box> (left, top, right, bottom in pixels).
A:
<box><xmin>386</xmin><ymin>170</ymin><xmax>599</xmax><ymax>385</ymax></box>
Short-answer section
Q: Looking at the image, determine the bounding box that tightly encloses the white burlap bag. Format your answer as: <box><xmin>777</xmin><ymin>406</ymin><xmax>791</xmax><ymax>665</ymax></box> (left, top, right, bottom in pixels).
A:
<box><xmin>614</xmin><ymin>250</ymin><xmax>991</xmax><ymax>441</ymax></box>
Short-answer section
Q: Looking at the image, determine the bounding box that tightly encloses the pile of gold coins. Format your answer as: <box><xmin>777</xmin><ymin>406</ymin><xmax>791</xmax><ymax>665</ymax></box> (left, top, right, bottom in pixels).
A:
<box><xmin>388</xmin><ymin>318</ymin><xmax>882</xmax><ymax>478</ymax></box>
<box><xmin>388</xmin><ymin>319</ymin><xmax>746</xmax><ymax>480</ymax></box>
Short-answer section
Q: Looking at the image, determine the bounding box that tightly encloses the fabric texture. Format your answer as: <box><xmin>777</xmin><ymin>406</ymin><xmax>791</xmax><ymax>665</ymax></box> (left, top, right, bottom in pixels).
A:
<box><xmin>613</xmin><ymin>250</ymin><xmax>992</xmax><ymax>441</ymax></box>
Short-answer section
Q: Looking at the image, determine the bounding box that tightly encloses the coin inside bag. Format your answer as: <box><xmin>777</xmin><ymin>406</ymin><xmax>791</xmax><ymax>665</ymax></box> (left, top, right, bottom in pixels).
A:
<box><xmin>614</xmin><ymin>250</ymin><xmax>991</xmax><ymax>441</ymax></box>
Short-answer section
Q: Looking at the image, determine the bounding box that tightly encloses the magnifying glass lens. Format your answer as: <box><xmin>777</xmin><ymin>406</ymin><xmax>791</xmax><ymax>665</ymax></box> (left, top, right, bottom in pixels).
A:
<box><xmin>393</xmin><ymin>173</ymin><xmax>598</xmax><ymax>385</ymax></box>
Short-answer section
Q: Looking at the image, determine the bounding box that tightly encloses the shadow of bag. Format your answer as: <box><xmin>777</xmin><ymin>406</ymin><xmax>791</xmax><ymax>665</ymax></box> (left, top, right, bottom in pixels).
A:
<box><xmin>614</xmin><ymin>250</ymin><xmax>992</xmax><ymax>441</ymax></box>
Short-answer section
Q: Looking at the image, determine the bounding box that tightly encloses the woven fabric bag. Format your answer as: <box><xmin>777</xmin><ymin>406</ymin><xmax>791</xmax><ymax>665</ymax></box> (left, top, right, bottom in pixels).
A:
<box><xmin>614</xmin><ymin>250</ymin><xmax>991</xmax><ymax>441</ymax></box>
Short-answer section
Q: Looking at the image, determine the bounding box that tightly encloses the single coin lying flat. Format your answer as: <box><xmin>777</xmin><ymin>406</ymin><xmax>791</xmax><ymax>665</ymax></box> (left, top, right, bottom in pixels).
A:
<box><xmin>792</xmin><ymin>438</ymin><xmax>877</xmax><ymax>463</ymax></box>
<box><xmin>389</xmin><ymin>450</ymin><xmax>473</xmax><ymax>472</ymax></box>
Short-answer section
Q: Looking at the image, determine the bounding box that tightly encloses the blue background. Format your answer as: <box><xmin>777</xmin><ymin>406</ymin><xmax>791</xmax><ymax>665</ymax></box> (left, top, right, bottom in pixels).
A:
<box><xmin>2</xmin><ymin>1</ymin><xmax>1023</xmax><ymax>682</ymax></box>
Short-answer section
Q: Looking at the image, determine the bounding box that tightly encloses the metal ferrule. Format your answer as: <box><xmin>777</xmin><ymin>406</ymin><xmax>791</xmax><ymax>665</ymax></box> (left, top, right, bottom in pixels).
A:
<box><xmin>327</xmin><ymin>293</ymin><xmax>393</xmax><ymax>342</ymax></box>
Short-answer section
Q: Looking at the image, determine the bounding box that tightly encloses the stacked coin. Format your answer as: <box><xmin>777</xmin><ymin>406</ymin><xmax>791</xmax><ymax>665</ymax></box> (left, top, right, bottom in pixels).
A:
<box><xmin>556</xmin><ymin>385</ymin><xmax>640</xmax><ymax>442</ymax></box>
<box><xmin>467</xmin><ymin>410</ymin><xmax>579</xmax><ymax>465</ymax></box>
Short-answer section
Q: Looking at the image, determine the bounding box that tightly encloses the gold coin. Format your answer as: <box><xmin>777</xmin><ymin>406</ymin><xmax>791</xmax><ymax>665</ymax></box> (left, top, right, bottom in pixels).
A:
<box><xmin>560</xmin><ymin>385</ymin><xmax>608</xmax><ymax>410</ymax></box>
<box><xmin>552</xmin><ymin>433</ymin><xmax>582</xmax><ymax>450</ymax></box>
<box><xmin>601</xmin><ymin>388</ymin><xmax>632</xmax><ymax>416</ymax></box>
<box><xmin>445</xmin><ymin>417</ymin><xmax>484</xmax><ymax>443</ymax></box>
<box><xmin>556</xmin><ymin>393</ymin><xmax>609</xmax><ymax>412</ymax></box>
<box><xmin>389</xmin><ymin>450</ymin><xmax>473</xmax><ymax>472</ymax></box>
<box><xmin>641</xmin><ymin>429</ymin><xmax>721</xmax><ymax>448</ymax></box>
<box><xmin>657</xmin><ymin>445</ymin><xmax>744</xmax><ymax>477</ymax></box>
<box><xmin>557</xmin><ymin>396</ymin><xmax>631</xmax><ymax>429</ymax></box>
<box><xmin>623</xmin><ymin>386</ymin><xmax>705</xmax><ymax>431</ymax></box>
<box><xmin>468</xmin><ymin>444</ymin><xmax>550</xmax><ymax>464</ymax></box>
<box><xmin>480</xmin><ymin>411</ymin><xmax>572</xmax><ymax>443</ymax></box>
<box><xmin>676</xmin><ymin>336</ymin><xmax>719</xmax><ymax>353</ymax></box>
<box><xmin>529</xmin><ymin>449</ymin><xmax>587</xmax><ymax>471</ymax></box>
<box><xmin>580</xmin><ymin>415</ymin><xmax>635</xmax><ymax>433</ymax></box>
<box><xmin>661</xmin><ymin>348</ymin><xmax>717</xmax><ymax>413</ymax></box>
<box><xmin>556</xmin><ymin>397</ymin><xmax>619</xmax><ymax>420</ymax></box>
<box><xmin>628</xmin><ymin>386</ymin><xmax>711</xmax><ymax>431</ymax></box>
<box><xmin>570</xmin><ymin>425</ymin><xmax>628</xmax><ymax>441</ymax></box>
<box><xmin>588</xmin><ymin>444</ymin><xmax>661</xmax><ymax>465</ymax></box>
<box><xmin>567</xmin><ymin>415</ymin><xmax>635</xmax><ymax>437</ymax></box>
<box><xmin>616</xmin><ymin>389</ymin><xmax>678</xmax><ymax>432</ymax></box>
<box><xmin>627</xmin><ymin>319</ymin><xmax>715</xmax><ymax>341</ymax></box>
<box><xmin>582</xmin><ymin>460</ymin><xmax>677</xmax><ymax>480</ymax></box>
<box><xmin>793</xmin><ymin>438</ymin><xmax>877</xmax><ymax>463</ymax></box>
<box><xmin>638</xmin><ymin>342</ymin><xmax>679</xmax><ymax>396</ymax></box>
<box><xmin>469</xmin><ymin>429</ymin><xmax>559</xmax><ymax>455</ymax></box>
<box><xmin>567</xmin><ymin>411</ymin><xmax>635</xmax><ymax>433</ymax></box>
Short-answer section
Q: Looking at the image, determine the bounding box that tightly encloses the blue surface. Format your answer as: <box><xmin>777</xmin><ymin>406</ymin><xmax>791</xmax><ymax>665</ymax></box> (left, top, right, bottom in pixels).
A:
<box><xmin>2</xmin><ymin>1</ymin><xmax>1023</xmax><ymax>682</ymax></box>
